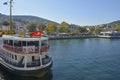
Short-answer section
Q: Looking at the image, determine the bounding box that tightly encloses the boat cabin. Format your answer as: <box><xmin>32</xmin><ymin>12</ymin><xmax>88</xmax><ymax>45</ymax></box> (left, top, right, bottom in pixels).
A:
<box><xmin>0</xmin><ymin>35</ymin><xmax>50</xmax><ymax>68</ymax></box>
<box><xmin>2</xmin><ymin>35</ymin><xmax>49</xmax><ymax>54</ymax></box>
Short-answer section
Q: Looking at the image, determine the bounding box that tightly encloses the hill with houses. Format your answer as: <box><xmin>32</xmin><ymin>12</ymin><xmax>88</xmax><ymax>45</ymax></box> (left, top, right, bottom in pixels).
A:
<box><xmin>0</xmin><ymin>13</ymin><xmax>58</xmax><ymax>25</ymax></box>
<box><xmin>0</xmin><ymin>13</ymin><xmax>120</xmax><ymax>28</ymax></box>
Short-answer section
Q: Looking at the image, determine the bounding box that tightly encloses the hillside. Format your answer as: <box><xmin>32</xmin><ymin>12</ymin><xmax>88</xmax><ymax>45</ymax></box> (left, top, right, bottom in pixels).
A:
<box><xmin>0</xmin><ymin>13</ymin><xmax>120</xmax><ymax>28</ymax></box>
<box><xmin>97</xmin><ymin>20</ymin><xmax>120</xmax><ymax>28</ymax></box>
<box><xmin>0</xmin><ymin>13</ymin><xmax>58</xmax><ymax>25</ymax></box>
<box><xmin>108</xmin><ymin>20</ymin><xmax>120</xmax><ymax>26</ymax></box>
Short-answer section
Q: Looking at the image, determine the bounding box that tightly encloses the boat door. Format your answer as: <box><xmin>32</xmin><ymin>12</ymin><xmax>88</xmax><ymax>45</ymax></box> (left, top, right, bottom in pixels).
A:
<box><xmin>32</xmin><ymin>56</ymin><xmax>35</xmax><ymax>61</ymax></box>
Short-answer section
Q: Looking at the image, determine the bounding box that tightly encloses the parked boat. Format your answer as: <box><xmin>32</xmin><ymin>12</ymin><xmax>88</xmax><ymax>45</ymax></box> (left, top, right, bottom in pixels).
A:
<box><xmin>0</xmin><ymin>0</ymin><xmax>52</xmax><ymax>77</ymax></box>
<box><xmin>0</xmin><ymin>33</ymin><xmax>52</xmax><ymax>77</ymax></box>
<box><xmin>98</xmin><ymin>31</ymin><xmax>120</xmax><ymax>38</ymax></box>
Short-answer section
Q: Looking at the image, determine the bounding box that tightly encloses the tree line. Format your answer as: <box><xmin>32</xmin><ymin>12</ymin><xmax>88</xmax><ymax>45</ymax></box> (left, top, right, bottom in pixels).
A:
<box><xmin>1</xmin><ymin>20</ymin><xmax>120</xmax><ymax>35</ymax></box>
<box><xmin>26</xmin><ymin>21</ymin><xmax>120</xmax><ymax>35</ymax></box>
<box><xmin>26</xmin><ymin>21</ymin><xmax>88</xmax><ymax>35</ymax></box>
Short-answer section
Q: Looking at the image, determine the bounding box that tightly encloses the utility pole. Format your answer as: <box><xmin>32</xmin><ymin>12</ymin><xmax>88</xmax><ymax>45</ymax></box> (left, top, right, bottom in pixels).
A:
<box><xmin>10</xmin><ymin>0</ymin><xmax>13</xmax><ymax>35</ymax></box>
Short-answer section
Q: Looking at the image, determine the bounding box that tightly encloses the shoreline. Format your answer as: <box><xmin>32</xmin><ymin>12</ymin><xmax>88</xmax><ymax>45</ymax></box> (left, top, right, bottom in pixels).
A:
<box><xmin>49</xmin><ymin>35</ymin><xmax>120</xmax><ymax>40</ymax></box>
<box><xmin>49</xmin><ymin>35</ymin><xmax>97</xmax><ymax>40</ymax></box>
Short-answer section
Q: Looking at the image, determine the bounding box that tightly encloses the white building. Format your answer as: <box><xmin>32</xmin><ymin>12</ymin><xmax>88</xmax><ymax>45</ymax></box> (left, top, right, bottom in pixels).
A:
<box><xmin>0</xmin><ymin>25</ymin><xmax>9</xmax><ymax>30</ymax></box>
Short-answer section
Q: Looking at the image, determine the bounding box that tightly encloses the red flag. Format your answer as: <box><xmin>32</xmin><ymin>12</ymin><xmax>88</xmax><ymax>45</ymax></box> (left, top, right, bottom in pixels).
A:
<box><xmin>30</xmin><ymin>31</ymin><xmax>42</xmax><ymax>37</ymax></box>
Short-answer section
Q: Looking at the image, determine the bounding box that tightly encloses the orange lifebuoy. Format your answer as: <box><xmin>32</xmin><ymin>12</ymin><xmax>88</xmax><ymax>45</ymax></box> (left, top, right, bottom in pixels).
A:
<box><xmin>3</xmin><ymin>45</ymin><xmax>5</xmax><ymax>48</ymax></box>
<box><xmin>40</xmin><ymin>47</ymin><xmax>44</xmax><ymax>51</ymax></box>
<box><xmin>17</xmin><ymin>48</ymin><xmax>21</xmax><ymax>53</ymax></box>
<box><xmin>44</xmin><ymin>46</ymin><xmax>47</xmax><ymax>51</ymax></box>
<box><xmin>28</xmin><ymin>48</ymin><xmax>33</xmax><ymax>53</ymax></box>
<box><xmin>11</xmin><ymin>47</ymin><xmax>14</xmax><ymax>51</ymax></box>
<box><xmin>14</xmin><ymin>48</ymin><xmax>17</xmax><ymax>52</ymax></box>
<box><xmin>22</xmin><ymin>48</ymin><xmax>26</xmax><ymax>53</ymax></box>
<box><xmin>35</xmin><ymin>47</ymin><xmax>39</xmax><ymax>52</ymax></box>
<box><xmin>48</xmin><ymin>45</ymin><xmax>50</xmax><ymax>49</ymax></box>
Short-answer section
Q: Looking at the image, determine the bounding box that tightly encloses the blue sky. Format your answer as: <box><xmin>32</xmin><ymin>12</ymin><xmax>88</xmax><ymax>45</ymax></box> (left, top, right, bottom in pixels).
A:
<box><xmin>0</xmin><ymin>0</ymin><xmax>120</xmax><ymax>26</ymax></box>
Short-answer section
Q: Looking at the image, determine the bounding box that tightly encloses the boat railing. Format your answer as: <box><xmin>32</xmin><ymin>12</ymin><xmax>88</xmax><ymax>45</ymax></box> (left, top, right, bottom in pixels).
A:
<box><xmin>4</xmin><ymin>58</ymin><xmax>24</xmax><ymax>67</ymax></box>
<box><xmin>3</xmin><ymin>44</ymin><xmax>50</xmax><ymax>54</ymax></box>
<box><xmin>27</xmin><ymin>60</ymin><xmax>40</xmax><ymax>67</ymax></box>
<box><xmin>0</xmin><ymin>53</ymin><xmax>51</xmax><ymax>68</ymax></box>
<box><xmin>0</xmin><ymin>55</ymin><xmax>24</xmax><ymax>67</ymax></box>
<box><xmin>27</xmin><ymin>56</ymin><xmax>51</xmax><ymax>67</ymax></box>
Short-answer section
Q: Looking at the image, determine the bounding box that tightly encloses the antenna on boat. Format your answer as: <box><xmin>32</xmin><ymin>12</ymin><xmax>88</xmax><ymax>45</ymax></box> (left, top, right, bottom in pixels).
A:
<box><xmin>10</xmin><ymin>0</ymin><xmax>13</xmax><ymax>35</ymax></box>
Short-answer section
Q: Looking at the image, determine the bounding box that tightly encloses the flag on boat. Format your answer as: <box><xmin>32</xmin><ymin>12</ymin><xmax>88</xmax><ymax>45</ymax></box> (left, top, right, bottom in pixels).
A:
<box><xmin>3</xmin><ymin>2</ymin><xmax>8</xmax><ymax>5</ymax></box>
<box><xmin>30</xmin><ymin>31</ymin><xmax>42</xmax><ymax>37</ymax></box>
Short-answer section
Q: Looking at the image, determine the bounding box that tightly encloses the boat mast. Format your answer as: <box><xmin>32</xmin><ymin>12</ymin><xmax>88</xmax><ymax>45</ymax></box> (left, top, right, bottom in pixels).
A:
<box><xmin>10</xmin><ymin>0</ymin><xmax>13</xmax><ymax>35</ymax></box>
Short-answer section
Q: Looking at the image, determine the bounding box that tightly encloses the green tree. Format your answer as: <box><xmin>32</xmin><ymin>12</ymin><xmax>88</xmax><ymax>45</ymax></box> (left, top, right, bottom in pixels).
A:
<box><xmin>94</xmin><ymin>27</ymin><xmax>102</xmax><ymax>35</ymax></box>
<box><xmin>87</xmin><ymin>27</ymin><xmax>94</xmax><ymax>34</ymax></box>
<box><xmin>76</xmin><ymin>27</ymin><xmax>87</xmax><ymax>34</ymax></box>
<box><xmin>26</xmin><ymin>23</ymin><xmax>37</xmax><ymax>32</ymax></box>
<box><xmin>36</xmin><ymin>23</ymin><xmax>46</xmax><ymax>30</ymax></box>
<box><xmin>113</xmin><ymin>25</ymin><xmax>120</xmax><ymax>31</ymax></box>
<box><xmin>45</xmin><ymin>22</ymin><xmax>57</xmax><ymax>34</ymax></box>
<box><xmin>58</xmin><ymin>21</ymin><xmax>71</xmax><ymax>33</ymax></box>
<box><xmin>1</xmin><ymin>20</ymin><xmax>10</xmax><ymax>26</ymax></box>
<box><xmin>65</xmin><ymin>26</ymin><xmax>71</xmax><ymax>33</ymax></box>
<box><xmin>75</xmin><ymin>27</ymin><xmax>81</xmax><ymax>34</ymax></box>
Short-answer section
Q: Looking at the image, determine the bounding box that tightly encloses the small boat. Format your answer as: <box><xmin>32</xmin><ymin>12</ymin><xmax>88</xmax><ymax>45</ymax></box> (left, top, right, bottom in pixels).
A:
<box><xmin>0</xmin><ymin>0</ymin><xmax>52</xmax><ymax>77</ymax></box>
<box><xmin>98</xmin><ymin>31</ymin><xmax>120</xmax><ymax>39</ymax></box>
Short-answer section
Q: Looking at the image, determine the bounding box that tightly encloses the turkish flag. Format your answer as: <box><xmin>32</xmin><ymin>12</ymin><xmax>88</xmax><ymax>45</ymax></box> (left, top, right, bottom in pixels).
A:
<box><xmin>30</xmin><ymin>31</ymin><xmax>42</xmax><ymax>37</ymax></box>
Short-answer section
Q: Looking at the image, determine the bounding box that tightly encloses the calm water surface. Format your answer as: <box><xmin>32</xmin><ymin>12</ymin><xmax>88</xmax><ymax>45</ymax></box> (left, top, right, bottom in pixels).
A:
<box><xmin>0</xmin><ymin>38</ymin><xmax>120</xmax><ymax>80</ymax></box>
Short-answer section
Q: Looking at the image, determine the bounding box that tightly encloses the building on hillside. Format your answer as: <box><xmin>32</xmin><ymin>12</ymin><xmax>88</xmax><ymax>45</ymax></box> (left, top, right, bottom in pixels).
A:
<box><xmin>0</xmin><ymin>25</ymin><xmax>9</xmax><ymax>30</ymax></box>
<box><xmin>70</xmin><ymin>24</ymin><xmax>78</xmax><ymax>32</ymax></box>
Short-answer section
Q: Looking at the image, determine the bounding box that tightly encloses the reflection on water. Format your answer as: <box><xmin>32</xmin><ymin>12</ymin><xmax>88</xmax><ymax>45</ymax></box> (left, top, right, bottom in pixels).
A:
<box><xmin>49</xmin><ymin>39</ymin><xmax>120</xmax><ymax>80</ymax></box>
<box><xmin>0</xmin><ymin>66</ymin><xmax>53</xmax><ymax>80</ymax></box>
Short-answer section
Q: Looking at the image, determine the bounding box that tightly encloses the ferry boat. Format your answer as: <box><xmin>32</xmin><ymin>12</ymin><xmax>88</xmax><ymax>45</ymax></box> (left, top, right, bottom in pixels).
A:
<box><xmin>0</xmin><ymin>0</ymin><xmax>52</xmax><ymax>77</ymax></box>
<box><xmin>98</xmin><ymin>31</ymin><xmax>120</xmax><ymax>38</ymax></box>
<box><xmin>0</xmin><ymin>33</ymin><xmax>53</xmax><ymax>77</ymax></box>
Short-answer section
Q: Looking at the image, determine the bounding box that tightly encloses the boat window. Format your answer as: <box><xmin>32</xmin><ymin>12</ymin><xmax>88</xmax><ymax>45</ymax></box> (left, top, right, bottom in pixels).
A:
<box><xmin>4</xmin><ymin>40</ymin><xmax>7</xmax><ymax>44</ymax></box>
<box><xmin>9</xmin><ymin>53</ymin><xmax>11</xmax><ymax>58</ymax></box>
<box><xmin>27</xmin><ymin>41</ymin><xmax>34</xmax><ymax>46</ymax></box>
<box><xmin>14</xmin><ymin>41</ymin><xmax>22</xmax><ymax>47</ymax></box>
<box><xmin>34</xmin><ymin>41</ymin><xmax>39</xmax><ymax>47</ymax></box>
<box><xmin>41</xmin><ymin>40</ymin><xmax>47</xmax><ymax>46</ymax></box>
<box><xmin>18</xmin><ymin>41</ymin><xmax>22</xmax><ymax>47</ymax></box>
<box><xmin>22</xmin><ymin>41</ymin><xmax>26</xmax><ymax>46</ymax></box>
<box><xmin>12</xmin><ymin>54</ymin><xmax>14</xmax><ymax>59</ymax></box>
<box><xmin>14</xmin><ymin>40</ymin><xmax>19</xmax><ymax>47</ymax></box>
<box><xmin>32</xmin><ymin>56</ymin><xmax>35</xmax><ymax>61</ymax></box>
<box><xmin>27</xmin><ymin>41</ymin><xmax>39</xmax><ymax>46</ymax></box>
<box><xmin>8</xmin><ymin>40</ymin><xmax>13</xmax><ymax>46</ymax></box>
<box><xmin>6</xmin><ymin>53</ymin><xmax>9</xmax><ymax>57</ymax></box>
<box><xmin>15</xmin><ymin>55</ymin><xmax>17</xmax><ymax>60</ymax></box>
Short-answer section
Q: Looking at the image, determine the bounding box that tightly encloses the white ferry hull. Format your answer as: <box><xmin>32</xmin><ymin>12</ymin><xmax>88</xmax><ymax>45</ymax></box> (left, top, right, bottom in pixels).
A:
<box><xmin>0</xmin><ymin>34</ymin><xmax>53</xmax><ymax>78</ymax></box>
<box><xmin>0</xmin><ymin>57</ymin><xmax>53</xmax><ymax>77</ymax></box>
